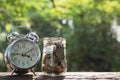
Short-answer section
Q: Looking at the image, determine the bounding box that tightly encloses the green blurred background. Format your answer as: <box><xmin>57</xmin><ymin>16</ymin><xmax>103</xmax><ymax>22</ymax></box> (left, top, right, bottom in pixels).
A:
<box><xmin>0</xmin><ymin>0</ymin><xmax>120</xmax><ymax>72</ymax></box>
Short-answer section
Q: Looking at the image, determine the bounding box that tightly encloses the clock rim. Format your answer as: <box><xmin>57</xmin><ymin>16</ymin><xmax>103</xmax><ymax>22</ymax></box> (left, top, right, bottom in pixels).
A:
<box><xmin>7</xmin><ymin>37</ymin><xmax>41</xmax><ymax>70</ymax></box>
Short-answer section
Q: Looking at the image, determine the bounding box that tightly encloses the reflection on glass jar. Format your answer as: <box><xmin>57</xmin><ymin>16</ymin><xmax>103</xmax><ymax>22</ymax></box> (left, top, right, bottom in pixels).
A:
<box><xmin>41</xmin><ymin>37</ymin><xmax>67</xmax><ymax>75</ymax></box>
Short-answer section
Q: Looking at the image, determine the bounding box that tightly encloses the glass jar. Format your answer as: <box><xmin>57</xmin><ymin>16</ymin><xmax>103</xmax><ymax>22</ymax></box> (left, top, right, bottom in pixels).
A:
<box><xmin>41</xmin><ymin>37</ymin><xmax>67</xmax><ymax>75</ymax></box>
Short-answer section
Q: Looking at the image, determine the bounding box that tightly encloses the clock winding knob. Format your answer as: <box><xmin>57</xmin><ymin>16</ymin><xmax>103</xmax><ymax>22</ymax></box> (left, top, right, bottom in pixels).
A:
<box><xmin>7</xmin><ymin>32</ymin><xmax>19</xmax><ymax>43</ymax></box>
<box><xmin>26</xmin><ymin>32</ymin><xmax>39</xmax><ymax>43</ymax></box>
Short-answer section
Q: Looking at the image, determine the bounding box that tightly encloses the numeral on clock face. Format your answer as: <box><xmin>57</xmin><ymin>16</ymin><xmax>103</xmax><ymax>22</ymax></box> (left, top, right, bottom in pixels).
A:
<box><xmin>13</xmin><ymin>57</ymin><xmax>17</xmax><ymax>61</ymax></box>
<box><xmin>22</xmin><ymin>44</ymin><xmax>25</xmax><ymax>48</ymax></box>
<box><xmin>22</xmin><ymin>61</ymin><xmax>25</xmax><ymax>66</ymax></box>
<box><xmin>18</xmin><ymin>60</ymin><xmax>20</xmax><ymax>64</ymax></box>
<box><xmin>27</xmin><ymin>61</ymin><xmax>30</xmax><ymax>65</ymax></box>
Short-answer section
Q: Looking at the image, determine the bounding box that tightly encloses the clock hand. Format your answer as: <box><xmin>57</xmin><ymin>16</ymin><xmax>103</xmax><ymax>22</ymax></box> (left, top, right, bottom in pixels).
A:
<box><xmin>21</xmin><ymin>53</ymin><xmax>32</xmax><ymax>61</ymax></box>
<box><xmin>12</xmin><ymin>52</ymin><xmax>21</xmax><ymax>55</ymax></box>
<box><xmin>24</xmin><ymin>48</ymin><xmax>34</xmax><ymax>54</ymax></box>
<box><xmin>21</xmin><ymin>48</ymin><xmax>33</xmax><ymax>60</ymax></box>
<box><xmin>12</xmin><ymin>52</ymin><xmax>21</xmax><ymax>56</ymax></box>
<box><xmin>26</xmin><ymin>55</ymin><xmax>32</xmax><ymax>61</ymax></box>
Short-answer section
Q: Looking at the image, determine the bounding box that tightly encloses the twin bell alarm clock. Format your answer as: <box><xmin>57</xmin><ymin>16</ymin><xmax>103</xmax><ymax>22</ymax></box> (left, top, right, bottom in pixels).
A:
<box><xmin>4</xmin><ymin>32</ymin><xmax>41</xmax><ymax>75</ymax></box>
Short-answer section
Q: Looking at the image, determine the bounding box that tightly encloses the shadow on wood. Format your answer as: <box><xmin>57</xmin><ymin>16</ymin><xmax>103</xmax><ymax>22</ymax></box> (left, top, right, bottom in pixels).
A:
<box><xmin>36</xmin><ymin>75</ymin><xmax>65</xmax><ymax>80</ymax></box>
<box><xmin>0</xmin><ymin>74</ymin><xmax>34</xmax><ymax>80</ymax></box>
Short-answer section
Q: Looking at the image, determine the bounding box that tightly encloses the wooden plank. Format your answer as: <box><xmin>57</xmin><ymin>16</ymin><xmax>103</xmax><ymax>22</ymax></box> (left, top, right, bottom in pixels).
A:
<box><xmin>0</xmin><ymin>72</ymin><xmax>120</xmax><ymax>80</ymax></box>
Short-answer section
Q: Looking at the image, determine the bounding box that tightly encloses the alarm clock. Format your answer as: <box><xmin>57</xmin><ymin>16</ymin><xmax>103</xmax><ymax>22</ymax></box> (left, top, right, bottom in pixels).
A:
<box><xmin>4</xmin><ymin>32</ymin><xmax>41</xmax><ymax>75</ymax></box>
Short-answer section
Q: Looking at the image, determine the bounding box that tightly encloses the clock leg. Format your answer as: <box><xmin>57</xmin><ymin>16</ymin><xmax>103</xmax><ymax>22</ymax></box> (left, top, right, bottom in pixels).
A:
<box><xmin>30</xmin><ymin>69</ymin><xmax>36</xmax><ymax>76</ymax></box>
<box><xmin>11</xmin><ymin>68</ymin><xmax>16</xmax><ymax>75</ymax></box>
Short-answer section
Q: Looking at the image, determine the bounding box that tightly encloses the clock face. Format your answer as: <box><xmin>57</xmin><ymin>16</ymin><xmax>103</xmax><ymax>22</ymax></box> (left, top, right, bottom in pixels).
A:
<box><xmin>9</xmin><ymin>38</ymin><xmax>40</xmax><ymax>69</ymax></box>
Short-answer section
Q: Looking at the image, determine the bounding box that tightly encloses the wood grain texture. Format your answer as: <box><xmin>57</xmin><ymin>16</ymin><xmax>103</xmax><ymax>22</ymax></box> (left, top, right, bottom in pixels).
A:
<box><xmin>0</xmin><ymin>72</ymin><xmax>120</xmax><ymax>80</ymax></box>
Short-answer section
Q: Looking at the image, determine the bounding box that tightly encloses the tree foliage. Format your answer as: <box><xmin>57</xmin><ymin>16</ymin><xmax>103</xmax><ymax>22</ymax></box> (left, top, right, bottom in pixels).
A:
<box><xmin>0</xmin><ymin>0</ymin><xmax>120</xmax><ymax>72</ymax></box>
